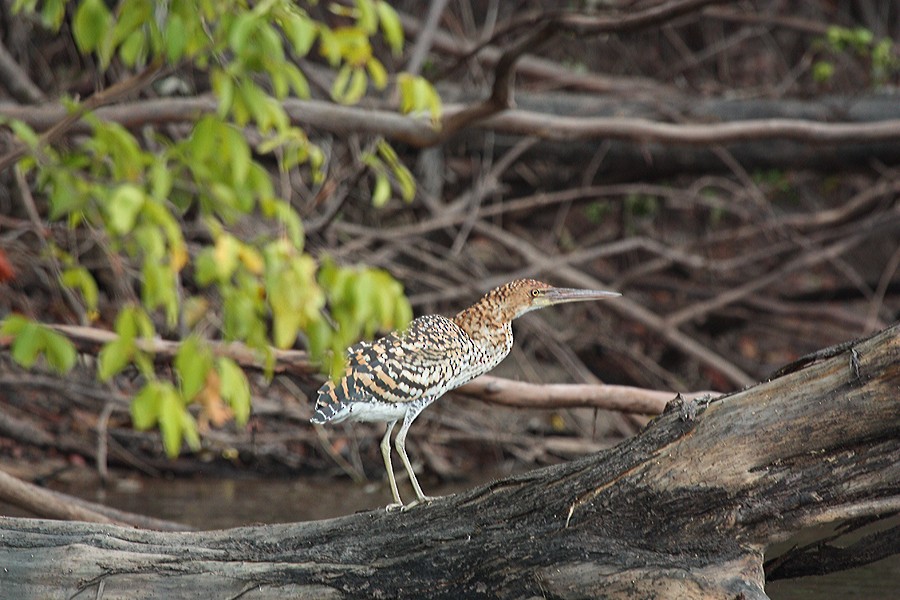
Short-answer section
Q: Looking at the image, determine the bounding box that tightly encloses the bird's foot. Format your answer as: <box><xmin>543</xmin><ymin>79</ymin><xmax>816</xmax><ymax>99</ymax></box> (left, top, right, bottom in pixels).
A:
<box><xmin>400</xmin><ymin>495</ymin><xmax>440</xmax><ymax>511</ymax></box>
<box><xmin>384</xmin><ymin>502</ymin><xmax>405</xmax><ymax>512</ymax></box>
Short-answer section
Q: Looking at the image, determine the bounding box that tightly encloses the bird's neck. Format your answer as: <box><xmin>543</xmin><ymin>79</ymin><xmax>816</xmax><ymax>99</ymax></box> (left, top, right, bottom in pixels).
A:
<box><xmin>452</xmin><ymin>293</ymin><xmax>515</xmax><ymax>342</ymax></box>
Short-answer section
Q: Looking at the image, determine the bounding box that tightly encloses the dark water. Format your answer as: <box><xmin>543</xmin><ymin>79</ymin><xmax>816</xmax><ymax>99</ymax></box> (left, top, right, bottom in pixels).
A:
<box><xmin>23</xmin><ymin>476</ymin><xmax>900</xmax><ymax>598</ymax></box>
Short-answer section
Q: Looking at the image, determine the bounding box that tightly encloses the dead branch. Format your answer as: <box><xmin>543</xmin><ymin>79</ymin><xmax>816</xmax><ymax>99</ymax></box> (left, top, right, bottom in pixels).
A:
<box><xmin>4</xmin><ymin>323</ymin><xmax>701</xmax><ymax>413</ymax></box>
<box><xmin>0</xmin><ymin>468</ymin><xmax>187</xmax><ymax>531</ymax></box>
<box><xmin>459</xmin><ymin>374</ymin><xmax>712</xmax><ymax>414</ymax></box>
<box><xmin>3</xmin><ymin>97</ymin><xmax>900</xmax><ymax>150</ymax></box>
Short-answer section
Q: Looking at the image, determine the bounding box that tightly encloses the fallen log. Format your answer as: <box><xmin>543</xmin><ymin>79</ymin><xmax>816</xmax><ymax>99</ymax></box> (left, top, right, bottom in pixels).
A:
<box><xmin>0</xmin><ymin>323</ymin><xmax>897</xmax><ymax>599</ymax></box>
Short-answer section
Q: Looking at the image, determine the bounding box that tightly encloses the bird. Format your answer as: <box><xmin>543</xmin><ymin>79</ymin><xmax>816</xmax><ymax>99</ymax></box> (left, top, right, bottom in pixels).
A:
<box><xmin>310</xmin><ymin>278</ymin><xmax>620</xmax><ymax>510</ymax></box>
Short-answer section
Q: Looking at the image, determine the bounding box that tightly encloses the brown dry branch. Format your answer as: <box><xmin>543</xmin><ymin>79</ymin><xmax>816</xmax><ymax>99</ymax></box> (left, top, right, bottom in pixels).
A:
<box><xmin>0</xmin><ymin>64</ymin><xmax>161</xmax><ymax>173</ymax></box>
<box><xmin>0</xmin><ymin>468</ymin><xmax>186</xmax><ymax>531</ymax></box>
<box><xmin>2</xmin><ymin>323</ymin><xmax>691</xmax><ymax>415</ymax></box>
<box><xmin>3</xmin><ymin>97</ymin><xmax>900</xmax><ymax>150</ymax></box>
<box><xmin>458</xmin><ymin>375</ymin><xmax>714</xmax><ymax>414</ymax></box>
<box><xmin>0</xmin><ymin>34</ymin><xmax>45</xmax><ymax>103</ymax></box>
<box><xmin>397</xmin><ymin>10</ymin><xmax>677</xmax><ymax>96</ymax></box>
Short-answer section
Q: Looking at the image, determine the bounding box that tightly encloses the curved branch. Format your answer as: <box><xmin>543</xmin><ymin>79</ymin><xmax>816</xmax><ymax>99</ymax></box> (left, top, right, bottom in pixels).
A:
<box><xmin>458</xmin><ymin>375</ymin><xmax>713</xmax><ymax>414</ymax></box>
<box><xmin>3</xmin><ymin>324</ymin><xmax>700</xmax><ymax>414</ymax></box>
<box><xmin>3</xmin><ymin>97</ymin><xmax>900</xmax><ymax>150</ymax></box>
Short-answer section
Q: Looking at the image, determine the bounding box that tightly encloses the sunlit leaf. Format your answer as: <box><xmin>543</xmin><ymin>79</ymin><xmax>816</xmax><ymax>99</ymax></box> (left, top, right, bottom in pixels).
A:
<box><xmin>175</xmin><ymin>336</ymin><xmax>213</xmax><ymax>400</ymax></box>
<box><xmin>120</xmin><ymin>29</ymin><xmax>147</xmax><ymax>67</ymax></box>
<box><xmin>98</xmin><ymin>338</ymin><xmax>134</xmax><ymax>380</ymax></box>
<box><xmin>355</xmin><ymin>0</ymin><xmax>377</xmax><ymax>34</ymax></box>
<box><xmin>372</xmin><ymin>172</ymin><xmax>391</xmax><ymax>207</ymax></box>
<box><xmin>283</xmin><ymin>63</ymin><xmax>310</xmax><ymax>98</ymax></box>
<box><xmin>366</xmin><ymin>57</ymin><xmax>388</xmax><ymax>89</ymax></box>
<box><xmin>43</xmin><ymin>328</ymin><xmax>77</xmax><ymax>373</ymax></box>
<box><xmin>0</xmin><ymin>314</ymin><xmax>29</xmax><ymax>336</ymax></box>
<box><xmin>61</xmin><ymin>267</ymin><xmax>99</xmax><ymax>312</ymax></box>
<box><xmin>317</xmin><ymin>26</ymin><xmax>341</xmax><ymax>67</ymax></box>
<box><xmin>106</xmin><ymin>184</ymin><xmax>145</xmax><ymax>235</ymax></box>
<box><xmin>217</xmin><ymin>357</ymin><xmax>251</xmax><ymax>425</ymax></box>
<box><xmin>212</xmin><ymin>68</ymin><xmax>235</xmax><ymax>117</ymax></box>
<box><xmin>157</xmin><ymin>384</ymin><xmax>184</xmax><ymax>457</ymax></box>
<box><xmin>131</xmin><ymin>382</ymin><xmax>161</xmax><ymax>430</ymax></box>
<box><xmin>40</xmin><ymin>0</ymin><xmax>66</xmax><ymax>30</ymax></box>
<box><xmin>229</xmin><ymin>12</ymin><xmax>258</xmax><ymax>55</ymax></box>
<box><xmin>282</xmin><ymin>11</ymin><xmax>317</xmax><ymax>57</ymax></box>
<box><xmin>180</xmin><ymin>409</ymin><xmax>201</xmax><ymax>452</ymax></box>
<box><xmin>331</xmin><ymin>64</ymin><xmax>352</xmax><ymax>103</ymax></box>
<box><xmin>73</xmin><ymin>0</ymin><xmax>112</xmax><ymax>54</ymax></box>
<box><xmin>9</xmin><ymin>321</ymin><xmax>41</xmax><ymax>368</ymax></box>
<box><xmin>376</xmin><ymin>1</ymin><xmax>404</xmax><ymax>56</ymax></box>
<box><xmin>162</xmin><ymin>13</ymin><xmax>185</xmax><ymax>61</ymax></box>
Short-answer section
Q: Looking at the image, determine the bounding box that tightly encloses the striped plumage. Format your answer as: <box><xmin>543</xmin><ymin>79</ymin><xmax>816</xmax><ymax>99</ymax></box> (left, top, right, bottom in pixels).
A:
<box><xmin>311</xmin><ymin>278</ymin><xmax>620</xmax><ymax>510</ymax></box>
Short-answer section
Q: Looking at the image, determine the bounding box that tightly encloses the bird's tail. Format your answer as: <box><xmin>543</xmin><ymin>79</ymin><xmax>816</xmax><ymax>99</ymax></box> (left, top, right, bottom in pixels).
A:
<box><xmin>310</xmin><ymin>379</ymin><xmax>351</xmax><ymax>424</ymax></box>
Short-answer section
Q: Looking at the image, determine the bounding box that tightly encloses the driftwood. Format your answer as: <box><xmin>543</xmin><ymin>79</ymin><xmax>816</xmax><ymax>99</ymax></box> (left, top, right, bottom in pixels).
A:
<box><xmin>0</xmin><ymin>323</ymin><xmax>897</xmax><ymax>599</ymax></box>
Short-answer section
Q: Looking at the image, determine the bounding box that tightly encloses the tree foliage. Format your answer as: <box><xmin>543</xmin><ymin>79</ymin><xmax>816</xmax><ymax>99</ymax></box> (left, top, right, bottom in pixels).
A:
<box><xmin>0</xmin><ymin>0</ymin><xmax>439</xmax><ymax>455</ymax></box>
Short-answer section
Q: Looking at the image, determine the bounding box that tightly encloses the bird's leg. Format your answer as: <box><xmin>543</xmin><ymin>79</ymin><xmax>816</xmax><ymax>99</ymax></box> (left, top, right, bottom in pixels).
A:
<box><xmin>394</xmin><ymin>401</ymin><xmax>438</xmax><ymax>510</ymax></box>
<box><xmin>380</xmin><ymin>420</ymin><xmax>403</xmax><ymax>511</ymax></box>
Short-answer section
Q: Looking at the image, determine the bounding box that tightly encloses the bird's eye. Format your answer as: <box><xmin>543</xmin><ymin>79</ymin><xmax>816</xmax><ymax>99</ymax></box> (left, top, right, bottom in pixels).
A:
<box><xmin>531</xmin><ymin>289</ymin><xmax>541</xmax><ymax>297</ymax></box>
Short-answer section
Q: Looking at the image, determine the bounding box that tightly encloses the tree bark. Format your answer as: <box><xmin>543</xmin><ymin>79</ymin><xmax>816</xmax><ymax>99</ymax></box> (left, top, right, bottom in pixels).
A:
<box><xmin>1</xmin><ymin>324</ymin><xmax>898</xmax><ymax>599</ymax></box>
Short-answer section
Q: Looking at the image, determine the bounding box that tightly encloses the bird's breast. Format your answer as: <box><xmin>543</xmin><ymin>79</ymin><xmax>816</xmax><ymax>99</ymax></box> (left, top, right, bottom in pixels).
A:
<box><xmin>462</xmin><ymin>322</ymin><xmax>514</xmax><ymax>378</ymax></box>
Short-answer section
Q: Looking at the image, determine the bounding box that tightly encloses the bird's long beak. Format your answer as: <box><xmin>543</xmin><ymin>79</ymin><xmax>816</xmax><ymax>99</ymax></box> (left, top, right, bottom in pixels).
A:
<box><xmin>542</xmin><ymin>287</ymin><xmax>621</xmax><ymax>306</ymax></box>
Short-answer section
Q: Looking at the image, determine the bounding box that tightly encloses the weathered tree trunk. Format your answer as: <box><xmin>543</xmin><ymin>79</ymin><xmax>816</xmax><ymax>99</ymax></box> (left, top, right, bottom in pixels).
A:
<box><xmin>1</xmin><ymin>324</ymin><xmax>898</xmax><ymax>599</ymax></box>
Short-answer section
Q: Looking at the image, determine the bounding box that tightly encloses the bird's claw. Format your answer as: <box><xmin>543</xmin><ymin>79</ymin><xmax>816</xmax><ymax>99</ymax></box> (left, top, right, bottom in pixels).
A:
<box><xmin>401</xmin><ymin>495</ymin><xmax>440</xmax><ymax>511</ymax></box>
<box><xmin>384</xmin><ymin>495</ymin><xmax>440</xmax><ymax>513</ymax></box>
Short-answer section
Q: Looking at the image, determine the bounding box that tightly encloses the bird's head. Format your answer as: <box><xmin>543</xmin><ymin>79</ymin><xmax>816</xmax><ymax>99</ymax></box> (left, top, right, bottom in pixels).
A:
<box><xmin>501</xmin><ymin>279</ymin><xmax>621</xmax><ymax>320</ymax></box>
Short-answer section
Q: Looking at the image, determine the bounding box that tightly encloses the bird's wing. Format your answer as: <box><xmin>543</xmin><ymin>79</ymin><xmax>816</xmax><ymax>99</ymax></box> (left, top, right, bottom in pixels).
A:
<box><xmin>311</xmin><ymin>315</ymin><xmax>475</xmax><ymax>422</ymax></box>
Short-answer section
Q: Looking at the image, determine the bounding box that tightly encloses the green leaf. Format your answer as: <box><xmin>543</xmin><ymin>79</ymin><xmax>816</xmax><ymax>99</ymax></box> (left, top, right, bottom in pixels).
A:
<box><xmin>165</xmin><ymin>13</ymin><xmax>187</xmax><ymax>62</ymax></box>
<box><xmin>317</xmin><ymin>27</ymin><xmax>341</xmax><ymax>67</ymax></box>
<box><xmin>148</xmin><ymin>159</ymin><xmax>174</xmax><ymax>203</ymax></box>
<box><xmin>214</xmin><ymin>234</ymin><xmax>241</xmax><ymax>281</ymax></box>
<box><xmin>175</xmin><ymin>336</ymin><xmax>213</xmax><ymax>400</ymax></box>
<box><xmin>211</xmin><ymin>68</ymin><xmax>235</xmax><ymax>117</ymax></box>
<box><xmin>0</xmin><ymin>314</ymin><xmax>29</xmax><ymax>336</ymax></box>
<box><xmin>229</xmin><ymin>12</ymin><xmax>258</xmax><ymax>55</ymax></box>
<box><xmin>113</xmin><ymin>305</ymin><xmax>155</xmax><ymax>341</ymax></box>
<box><xmin>107</xmin><ymin>185</ymin><xmax>145</xmax><ymax>235</ymax></box>
<box><xmin>305</xmin><ymin>318</ymin><xmax>332</xmax><ymax>361</ymax></box>
<box><xmin>283</xmin><ymin>11</ymin><xmax>317</xmax><ymax>57</ymax></box>
<box><xmin>283</xmin><ymin>63</ymin><xmax>310</xmax><ymax>98</ymax></box>
<box><xmin>131</xmin><ymin>382</ymin><xmax>162</xmax><ymax>430</ymax></box>
<box><xmin>120</xmin><ymin>29</ymin><xmax>148</xmax><ymax>66</ymax></box>
<box><xmin>376</xmin><ymin>1</ymin><xmax>404</xmax><ymax>56</ymax></box>
<box><xmin>217</xmin><ymin>357</ymin><xmax>251</xmax><ymax>425</ymax></box>
<box><xmin>98</xmin><ymin>338</ymin><xmax>134</xmax><ymax>380</ymax></box>
<box><xmin>355</xmin><ymin>0</ymin><xmax>377</xmax><ymax>34</ymax></box>
<box><xmin>813</xmin><ymin>61</ymin><xmax>835</xmax><ymax>83</ymax></box>
<box><xmin>10</xmin><ymin>322</ymin><xmax>41</xmax><ymax>368</ymax></box>
<box><xmin>180</xmin><ymin>410</ymin><xmax>201</xmax><ymax>452</ymax></box>
<box><xmin>332</xmin><ymin>66</ymin><xmax>367</xmax><ymax>105</ymax></box>
<box><xmin>331</xmin><ymin>64</ymin><xmax>352</xmax><ymax>103</ymax></box>
<box><xmin>72</xmin><ymin>0</ymin><xmax>112</xmax><ymax>54</ymax></box>
<box><xmin>158</xmin><ymin>384</ymin><xmax>185</xmax><ymax>457</ymax></box>
<box><xmin>61</xmin><ymin>267</ymin><xmax>99</xmax><ymax>312</ymax></box>
<box><xmin>366</xmin><ymin>58</ymin><xmax>388</xmax><ymax>90</ymax></box>
<box><xmin>398</xmin><ymin>74</ymin><xmax>443</xmax><ymax>125</ymax></box>
<box><xmin>4</xmin><ymin>118</ymin><xmax>39</xmax><ymax>147</ymax></box>
<box><xmin>141</xmin><ymin>260</ymin><xmax>179</xmax><ymax>328</ymax></box>
<box><xmin>372</xmin><ymin>172</ymin><xmax>391</xmax><ymax>207</ymax></box>
<box><xmin>42</xmin><ymin>329</ymin><xmax>77</xmax><ymax>373</ymax></box>
<box><xmin>40</xmin><ymin>0</ymin><xmax>66</xmax><ymax>30</ymax></box>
